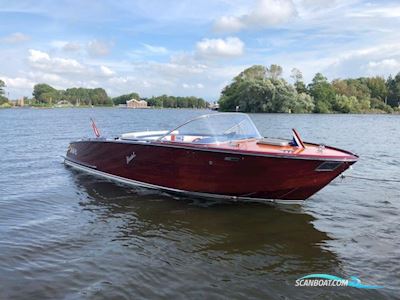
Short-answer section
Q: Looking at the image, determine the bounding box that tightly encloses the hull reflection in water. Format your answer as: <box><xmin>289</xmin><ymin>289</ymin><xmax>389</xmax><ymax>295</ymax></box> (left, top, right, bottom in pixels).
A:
<box><xmin>72</xmin><ymin>171</ymin><xmax>341</xmax><ymax>273</ymax></box>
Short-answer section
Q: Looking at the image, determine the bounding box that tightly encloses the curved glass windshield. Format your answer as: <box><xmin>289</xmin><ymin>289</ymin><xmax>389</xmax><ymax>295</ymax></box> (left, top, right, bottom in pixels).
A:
<box><xmin>159</xmin><ymin>113</ymin><xmax>261</xmax><ymax>144</ymax></box>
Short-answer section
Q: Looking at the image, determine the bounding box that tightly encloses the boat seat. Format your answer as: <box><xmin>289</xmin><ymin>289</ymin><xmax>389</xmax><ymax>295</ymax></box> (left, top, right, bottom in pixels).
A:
<box><xmin>257</xmin><ymin>137</ymin><xmax>290</xmax><ymax>146</ymax></box>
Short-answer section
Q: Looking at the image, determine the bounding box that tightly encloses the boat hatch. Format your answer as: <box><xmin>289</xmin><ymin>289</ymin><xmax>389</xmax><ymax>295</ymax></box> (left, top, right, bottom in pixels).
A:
<box><xmin>257</xmin><ymin>138</ymin><xmax>290</xmax><ymax>146</ymax></box>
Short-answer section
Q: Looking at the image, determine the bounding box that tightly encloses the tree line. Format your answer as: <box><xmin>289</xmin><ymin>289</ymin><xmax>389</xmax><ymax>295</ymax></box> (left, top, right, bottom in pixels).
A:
<box><xmin>2</xmin><ymin>71</ymin><xmax>400</xmax><ymax>112</ymax></box>
<box><xmin>146</xmin><ymin>95</ymin><xmax>207</xmax><ymax>108</ymax></box>
<box><xmin>112</xmin><ymin>93</ymin><xmax>207</xmax><ymax>108</ymax></box>
<box><xmin>218</xmin><ymin>65</ymin><xmax>400</xmax><ymax>113</ymax></box>
<box><xmin>32</xmin><ymin>83</ymin><xmax>112</xmax><ymax>106</ymax></box>
<box><xmin>2</xmin><ymin>83</ymin><xmax>207</xmax><ymax>109</ymax></box>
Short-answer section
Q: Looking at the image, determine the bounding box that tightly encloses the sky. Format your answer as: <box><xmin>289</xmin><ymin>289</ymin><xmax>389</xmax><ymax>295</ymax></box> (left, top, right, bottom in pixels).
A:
<box><xmin>1</xmin><ymin>0</ymin><xmax>400</xmax><ymax>100</ymax></box>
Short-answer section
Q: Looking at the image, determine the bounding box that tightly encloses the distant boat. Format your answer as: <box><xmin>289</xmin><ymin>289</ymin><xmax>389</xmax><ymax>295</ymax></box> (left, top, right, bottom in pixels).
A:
<box><xmin>64</xmin><ymin>113</ymin><xmax>358</xmax><ymax>203</ymax></box>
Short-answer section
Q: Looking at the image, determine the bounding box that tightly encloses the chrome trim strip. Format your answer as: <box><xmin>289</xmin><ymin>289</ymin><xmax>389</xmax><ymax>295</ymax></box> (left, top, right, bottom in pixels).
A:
<box><xmin>70</xmin><ymin>139</ymin><xmax>358</xmax><ymax>162</ymax></box>
<box><xmin>64</xmin><ymin>158</ymin><xmax>303</xmax><ymax>204</ymax></box>
<box><xmin>63</xmin><ymin>156</ymin><xmax>97</xmax><ymax>169</ymax></box>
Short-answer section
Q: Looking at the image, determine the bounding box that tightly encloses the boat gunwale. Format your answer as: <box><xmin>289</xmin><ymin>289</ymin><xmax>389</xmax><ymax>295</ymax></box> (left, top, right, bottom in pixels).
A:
<box><xmin>69</xmin><ymin>138</ymin><xmax>359</xmax><ymax>162</ymax></box>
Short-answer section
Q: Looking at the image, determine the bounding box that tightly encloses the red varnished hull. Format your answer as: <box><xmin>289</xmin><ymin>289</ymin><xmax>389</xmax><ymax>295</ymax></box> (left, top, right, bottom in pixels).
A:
<box><xmin>65</xmin><ymin>140</ymin><xmax>356</xmax><ymax>201</ymax></box>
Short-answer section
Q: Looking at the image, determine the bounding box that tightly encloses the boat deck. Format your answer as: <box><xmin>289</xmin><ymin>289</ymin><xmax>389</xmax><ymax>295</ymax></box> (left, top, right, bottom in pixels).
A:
<box><xmin>155</xmin><ymin>139</ymin><xmax>358</xmax><ymax>161</ymax></box>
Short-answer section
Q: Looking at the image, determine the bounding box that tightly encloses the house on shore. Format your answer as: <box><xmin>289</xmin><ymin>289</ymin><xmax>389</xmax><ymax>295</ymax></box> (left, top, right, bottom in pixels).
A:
<box><xmin>10</xmin><ymin>98</ymin><xmax>25</xmax><ymax>107</ymax></box>
<box><xmin>209</xmin><ymin>102</ymin><xmax>219</xmax><ymax>111</ymax></box>
<box><xmin>126</xmin><ymin>98</ymin><xmax>148</xmax><ymax>109</ymax></box>
<box><xmin>55</xmin><ymin>100</ymin><xmax>73</xmax><ymax>107</ymax></box>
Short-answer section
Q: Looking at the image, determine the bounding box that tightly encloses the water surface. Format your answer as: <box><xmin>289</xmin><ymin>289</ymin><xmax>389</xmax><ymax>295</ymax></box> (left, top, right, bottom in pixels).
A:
<box><xmin>0</xmin><ymin>108</ymin><xmax>399</xmax><ymax>299</ymax></box>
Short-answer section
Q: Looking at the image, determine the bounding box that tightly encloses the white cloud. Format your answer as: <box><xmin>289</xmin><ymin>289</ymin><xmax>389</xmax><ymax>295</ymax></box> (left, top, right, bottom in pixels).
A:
<box><xmin>0</xmin><ymin>76</ymin><xmax>35</xmax><ymax>89</ymax></box>
<box><xmin>299</xmin><ymin>0</ymin><xmax>339</xmax><ymax>9</ymax></box>
<box><xmin>196</xmin><ymin>37</ymin><xmax>244</xmax><ymax>58</ymax></box>
<box><xmin>366</xmin><ymin>59</ymin><xmax>400</xmax><ymax>75</ymax></box>
<box><xmin>87</xmin><ymin>40</ymin><xmax>111</xmax><ymax>56</ymax></box>
<box><xmin>1</xmin><ymin>32</ymin><xmax>30</xmax><ymax>43</ymax></box>
<box><xmin>213</xmin><ymin>16</ymin><xmax>244</xmax><ymax>32</ymax></box>
<box><xmin>368</xmin><ymin>59</ymin><xmax>400</xmax><ymax>69</ymax></box>
<box><xmin>325</xmin><ymin>43</ymin><xmax>400</xmax><ymax>77</ymax></box>
<box><xmin>28</xmin><ymin>49</ymin><xmax>86</xmax><ymax>74</ymax></box>
<box><xmin>26</xmin><ymin>72</ymin><xmax>64</xmax><ymax>84</ymax></box>
<box><xmin>63</xmin><ymin>42</ymin><xmax>81</xmax><ymax>52</ymax></box>
<box><xmin>214</xmin><ymin>0</ymin><xmax>296</xmax><ymax>32</ymax></box>
<box><xmin>100</xmin><ymin>65</ymin><xmax>115</xmax><ymax>76</ymax></box>
<box><xmin>142</xmin><ymin>43</ymin><xmax>168</xmax><ymax>54</ymax></box>
<box><xmin>28</xmin><ymin>49</ymin><xmax>50</xmax><ymax>62</ymax></box>
<box><xmin>347</xmin><ymin>6</ymin><xmax>400</xmax><ymax>19</ymax></box>
<box><xmin>2</xmin><ymin>45</ymin><xmax>247</xmax><ymax>100</ymax></box>
<box><xmin>182</xmin><ymin>83</ymin><xmax>204</xmax><ymax>89</ymax></box>
<box><xmin>50</xmin><ymin>40</ymin><xmax>81</xmax><ymax>52</ymax></box>
<box><xmin>129</xmin><ymin>44</ymin><xmax>169</xmax><ymax>60</ymax></box>
<box><xmin>50</xmin><ymin>40</ymin><xmax>68</xmax><ymax>48</ymax></box>
<box><xmin>268</xmin><ymin>41</ymin><xmax>400</xmax><ymax>82</ymax></box>
<box><xmin>101</xmin><ymin>58</ymin><xmax>244</xmax><ymax>99</ymax></box>
<box><xmin>107</xmin><ymin>75</ymin><xmax>170</xmax><ymax>94</ymax></box>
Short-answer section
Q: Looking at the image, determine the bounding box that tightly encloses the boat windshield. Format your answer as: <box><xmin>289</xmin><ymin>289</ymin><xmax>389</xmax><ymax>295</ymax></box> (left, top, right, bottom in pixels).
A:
<box><xmin>159</xmin><ymin>113</ymin><xmax>262</xmax><ymax>144</ymax></box>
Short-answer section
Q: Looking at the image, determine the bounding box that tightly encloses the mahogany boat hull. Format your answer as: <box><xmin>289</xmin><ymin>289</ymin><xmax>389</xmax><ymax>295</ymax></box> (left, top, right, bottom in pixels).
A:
<box><xmin>65</xmin><ymin>139</ymin><xmax>357</xmax><ymax>203</ymax></box>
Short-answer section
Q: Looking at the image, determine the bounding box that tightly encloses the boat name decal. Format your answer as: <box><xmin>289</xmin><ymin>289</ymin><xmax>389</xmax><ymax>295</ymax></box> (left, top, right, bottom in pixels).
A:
<box><xmin>68</xmin><ymin>145</ymin><xmax>78</xmax><ymax>155</ymax></box>
<box><xmin>126</xmin><ymin>152</ymin><xmax>137</xmax><ymax>165</ymax></box>
<box><xmin>282</xmin><ymin>149</ymin><xmax>294</xmax><ymax>153</ymax></box>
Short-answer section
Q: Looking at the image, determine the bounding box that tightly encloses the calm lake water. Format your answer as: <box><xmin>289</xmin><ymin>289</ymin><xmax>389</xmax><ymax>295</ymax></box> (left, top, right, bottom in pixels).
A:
<box><xmin>0</xmin><ymin>108</ymin><xmax>399</xmax><ymax>299</ymax></box>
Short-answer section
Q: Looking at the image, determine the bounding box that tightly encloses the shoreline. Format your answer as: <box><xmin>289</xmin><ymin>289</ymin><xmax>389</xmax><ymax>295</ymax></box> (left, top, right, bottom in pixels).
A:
<box><xmin>1</xmin><ymin>106</ymin><xmax>399</xmax><ymax>115</ymax></box>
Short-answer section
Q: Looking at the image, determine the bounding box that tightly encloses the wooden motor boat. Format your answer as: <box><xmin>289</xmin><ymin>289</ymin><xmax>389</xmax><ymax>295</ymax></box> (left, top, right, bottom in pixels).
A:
<box><xmin>64</xmin><ymin>113</ymin><xmax>358</xmax><ymax>203</ymax></box>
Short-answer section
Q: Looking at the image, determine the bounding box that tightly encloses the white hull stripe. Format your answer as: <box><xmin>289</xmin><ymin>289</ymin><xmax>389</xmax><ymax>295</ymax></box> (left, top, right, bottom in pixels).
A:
<box><xmin>64</xmin><ymin>158</ymin><xmax>304</xmax><ymax>205</ymax></box>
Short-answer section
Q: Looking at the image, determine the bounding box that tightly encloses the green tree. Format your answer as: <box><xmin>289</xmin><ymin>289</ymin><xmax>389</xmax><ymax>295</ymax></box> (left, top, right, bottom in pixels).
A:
<box><xmin>370</xmin><ymin>98</ymin><xmax>393</xmax><ymax>113</ymax></box>
<box><xmin>0</xmin><ymin>79</ymin><xmax>5</xmax><ymax>97</ymax></box>
<box><xmin>365</xmin><ymin>76</ymin><xmax>387</xmax><ymax>101</ymax></box>
<box><xmin>308</xmin><ymin>73</ymin><xmax>335</xmax><ymax>113</ymax></box>
<box><xmin>290</xmin><ymin>93</ymin><xmax>314</xmax><ymax>113</ymax></box>
<box><xmin>219</xmin><ymin>65</ymin><xmax>313</xmax><ymax>113</ymax></box>
<box><xmin>219</xmin><ymin>65</ymin><xmax>268</xmax><ymax>111</ymax></box>
<box><xmin>331</xmin><ymin>78</ymin><xmax>373</xmax><ymax>112</ymax></box>
<box><xmin>238</xmin><ymin>65</ymin><xmax>267</xmax><ymax>81</ymax></box>
<box><xmin>291</xmin><ymin>68</ymin><xmax>307</xmax><ymax>93</ymax></box>
<box><xmin>146</xmin><ymin>95</ymin><xmax>206</xmax><ymax>108</ymax></box>
<box><xmin>33</xmin><ymin>83</ymin><xmax>59</xmax><ymax>103</ymax></box>
<box><xmin>147</xmin><ymin>96</ymin><xmax>163</xmax><ymax>107</ymax></box>
<box><xmin>32</xmin><ymin>84</ymin><xmax>111</xmax><ymax>106</ymax></box>
<box><xmin>332</xmin><ymin>95</ymin><xmax>360</xmax><ymax>113</ymax></box>
<box><xmin>267</xmin><ymin>64</ymin><xmax>283</xmax><ymax>79</ymax></box>
<box><xmin>236</xmin><ymin>80</ymin><xmax>271</xmax><ymax>112</ymax></box>
<box><xmin>265</xmin><ymin>79</ymin><xmax>297</xmax><ymax>113</ymax></box>
<box><xmin>0</xmin><ymin>80</ymin><xmax>8</xmax><ymax>104</ymax></box>
<box><xmin>387</xmin><ymin>73</ymin><xmax>400</xmax><ymax>107</ymax></box>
